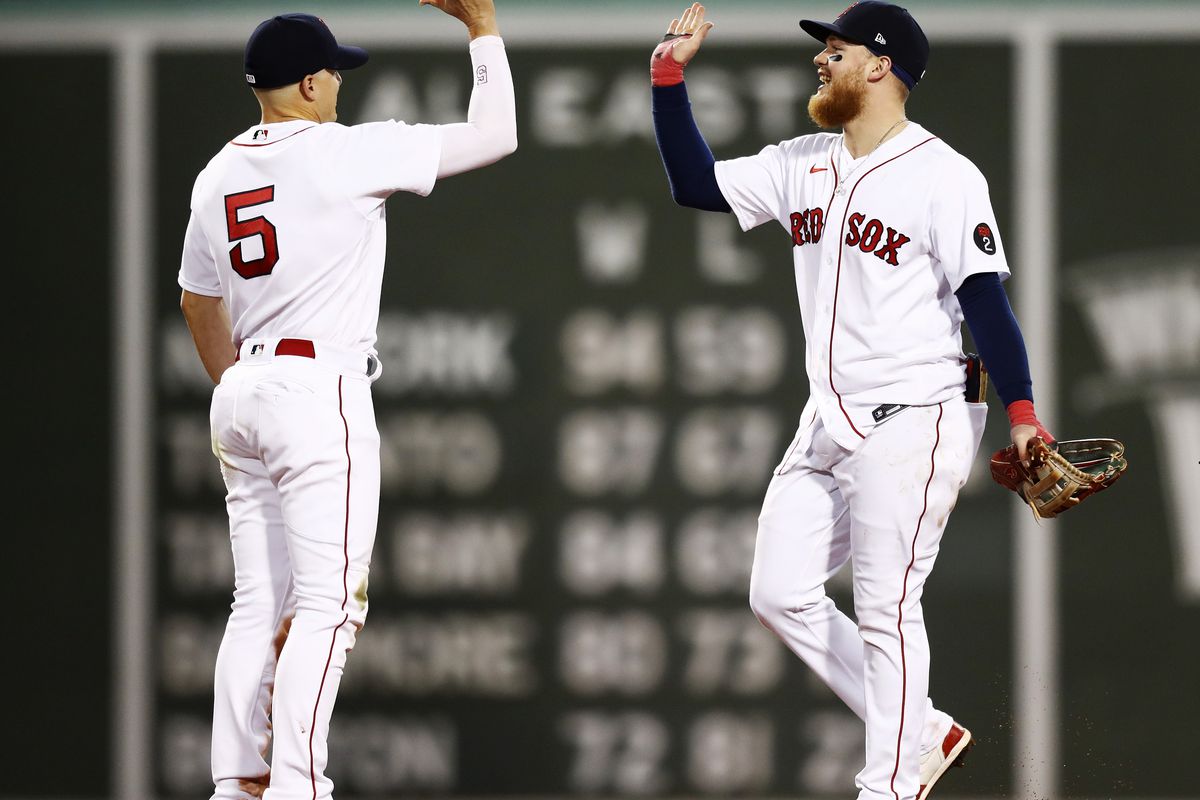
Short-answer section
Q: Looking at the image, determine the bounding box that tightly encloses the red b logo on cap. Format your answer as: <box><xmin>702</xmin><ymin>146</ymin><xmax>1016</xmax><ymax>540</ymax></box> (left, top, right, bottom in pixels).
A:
<box><xmin>836</xmin><ymin>2</ymin><xmax>862</xmax><ymax>21</ymax></box>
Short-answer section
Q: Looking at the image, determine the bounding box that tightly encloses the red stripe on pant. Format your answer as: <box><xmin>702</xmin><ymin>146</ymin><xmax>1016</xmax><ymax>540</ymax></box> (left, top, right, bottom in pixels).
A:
<box><xmin>308</xmin><ymin>376</ymin><xmax>353</xmax><ymax>799</ymax></box>
<box><xmin>889</xmin><ymin>402</ymin><xmax>943</xmax><ymax>800</ymax></box>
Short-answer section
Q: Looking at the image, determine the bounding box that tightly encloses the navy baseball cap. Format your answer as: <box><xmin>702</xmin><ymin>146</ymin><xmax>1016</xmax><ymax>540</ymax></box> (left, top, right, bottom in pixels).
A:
<box><xmin>244</xmin><ymin>13</ymin><xmax>369</xmax><ymax>90</ymax></box>
<box><xmin>800</xmin><ymin>1</ymin><xmax>929</xmax><ymax>90</ymax></box>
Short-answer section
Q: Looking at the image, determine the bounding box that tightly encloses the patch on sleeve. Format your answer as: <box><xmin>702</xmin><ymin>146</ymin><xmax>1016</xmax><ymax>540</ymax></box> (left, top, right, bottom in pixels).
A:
<box><xmin>973</xmin><ymin>222</ymin><xmax>997</xmax><ymax>255</ymax></box>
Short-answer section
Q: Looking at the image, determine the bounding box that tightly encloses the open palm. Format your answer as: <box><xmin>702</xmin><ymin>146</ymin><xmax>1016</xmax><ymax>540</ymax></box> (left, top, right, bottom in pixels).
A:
<box><xmin>665</xmin><ymin>2</ymin><xmax>715</xmax><ymax>63</ymax></box>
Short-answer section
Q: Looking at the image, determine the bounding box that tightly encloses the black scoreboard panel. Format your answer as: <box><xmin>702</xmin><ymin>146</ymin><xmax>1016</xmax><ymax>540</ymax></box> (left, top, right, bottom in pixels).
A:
<box><xmin>152</xmin><ymin>43</ymin><xmax>1017</xmax><ymax>797</ymax></box>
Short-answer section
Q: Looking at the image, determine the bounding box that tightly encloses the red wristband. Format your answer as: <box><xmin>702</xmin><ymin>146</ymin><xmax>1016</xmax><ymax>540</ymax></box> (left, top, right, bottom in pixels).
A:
<box><xmin>1006</xmin><ymin>399</ymin><xmax>1037</xmax><ymax>427</ymax></box>
<box><xmin>651</xmin><ymin>35</ymin><xmax>691</xmax><ymax>86</ymax></box>
<box><xmin>1006</xmin><ymin>400</ymin><xmax>1055</xmax><ymax>443</ymax></box>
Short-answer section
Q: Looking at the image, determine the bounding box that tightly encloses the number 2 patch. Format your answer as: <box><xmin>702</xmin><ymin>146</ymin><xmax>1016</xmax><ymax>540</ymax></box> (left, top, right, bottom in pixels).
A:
<box><xmin>973</xmin><ymin>222</ymin><xmax>997</xmax><ymax>255</ymax></box>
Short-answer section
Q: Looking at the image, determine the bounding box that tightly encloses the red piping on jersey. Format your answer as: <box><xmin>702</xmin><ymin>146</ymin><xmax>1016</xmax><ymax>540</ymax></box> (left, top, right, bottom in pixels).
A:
<box><xmin>309</xmin><ymin>375</ymin><xmax>353</xmax><ymax>799</ymax></box>
<box><xmin>828</xmin><ymin>136</ymin><xmax>938</xmax><ymax>438</ymax></box>
<box><xmin>231</xmin><ymin>125</ymin><xmax>316</xmax><ymax>147</ymax></box>
<box><xmin>889</xmin><ymin>402</ymin><xmax>943</xmax><ymax>800</ymax></box>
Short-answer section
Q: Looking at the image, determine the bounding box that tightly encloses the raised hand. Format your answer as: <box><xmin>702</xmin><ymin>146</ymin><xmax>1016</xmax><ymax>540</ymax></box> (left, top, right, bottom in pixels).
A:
<box><xmin>665</xmin><ymin>3</ymin><xmax>715</xmax><ymax>64</ymax></box>
<box><xmin>651</xmin><ymin>2</ymin><xmax>715</xmax><ymax>86</ymax></box>
<box><xmin>419</xmin><ymin>0</ymin><xmax>499</xmax><ymax>38</ymax></box>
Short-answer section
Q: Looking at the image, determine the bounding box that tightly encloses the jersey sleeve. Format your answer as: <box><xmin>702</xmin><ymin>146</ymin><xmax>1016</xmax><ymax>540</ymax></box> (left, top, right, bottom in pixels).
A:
<box><xmin>331</xmin><ymin>120</ymin><xmax>444</xmax><ymax>200</ymax></box>
<box><xmin>713</xmin><ymin>143</ymin><xmax>789</xmax><ymax>232</ymax></box>
<box><xmin>177</xmin><ymin>210</ymin><xmax>222</xmax><ymax>297</ymax></box>
<box><xmin>929</xmin><ymin>156</ymin><xmax>1012</xmax><ymax>291</ymax></box>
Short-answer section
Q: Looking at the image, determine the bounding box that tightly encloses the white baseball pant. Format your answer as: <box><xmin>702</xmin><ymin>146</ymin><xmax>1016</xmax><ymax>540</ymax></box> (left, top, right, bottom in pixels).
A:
<box><xmin>207</xmin><ymin>340</ymin><xmax>380</xmax><ymax>800</ymax></box>
<box><xmin>750</xmin><ymin>399</ymin><xmax>986</xmax><ymax>800</ymax></box>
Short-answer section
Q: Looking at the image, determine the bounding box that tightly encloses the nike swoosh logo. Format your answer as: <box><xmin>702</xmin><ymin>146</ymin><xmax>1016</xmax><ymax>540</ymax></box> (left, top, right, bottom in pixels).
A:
<box><xmin>810</xmin><ymin>165</ymin><xmax>828</xmax><ymax>173</ymax></box>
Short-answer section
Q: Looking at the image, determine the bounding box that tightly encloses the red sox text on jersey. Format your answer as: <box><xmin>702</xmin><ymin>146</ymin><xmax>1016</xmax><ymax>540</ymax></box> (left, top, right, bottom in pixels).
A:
<box><xmin>792</xmin><ymin>207</ymin><xmax>912</xmax><ymax>267</ymax></box>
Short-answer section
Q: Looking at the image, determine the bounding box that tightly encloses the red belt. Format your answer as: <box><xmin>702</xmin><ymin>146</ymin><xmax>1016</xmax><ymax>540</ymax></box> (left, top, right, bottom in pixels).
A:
<box><xmin>235</xmin><ymin>338</ymin><xmax>315</xmax><ymax>362</ymax></box>
<box><xmin>274</xmin><ymin>338</ymin><xmax>316</xmax><ymax>358</ymax></box>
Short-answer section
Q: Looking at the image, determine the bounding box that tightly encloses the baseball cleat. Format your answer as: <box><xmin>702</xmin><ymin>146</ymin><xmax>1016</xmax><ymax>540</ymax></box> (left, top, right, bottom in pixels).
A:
<box><xmin>917</xmin><ymin>721</ymin><xmax>973</xmax><ymax>800</ymax></box>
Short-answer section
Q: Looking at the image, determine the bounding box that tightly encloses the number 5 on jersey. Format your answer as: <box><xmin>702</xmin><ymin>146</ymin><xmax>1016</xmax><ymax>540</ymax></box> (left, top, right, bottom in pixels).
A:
<box><xmin>224</xmin><ymin>185</ymin><xmax>279</xmax><ymax>279</ymax></box>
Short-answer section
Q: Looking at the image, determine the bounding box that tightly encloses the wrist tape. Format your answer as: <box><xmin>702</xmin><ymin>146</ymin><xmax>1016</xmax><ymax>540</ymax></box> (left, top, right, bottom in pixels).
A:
<box><xmin>651</xmin><ymin>34</ymin><xmax>691</xmax><ymax>87</ymax></box>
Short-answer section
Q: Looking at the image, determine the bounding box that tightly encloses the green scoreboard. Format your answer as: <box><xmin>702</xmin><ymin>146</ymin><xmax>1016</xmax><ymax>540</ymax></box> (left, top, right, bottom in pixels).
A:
<box><xmin>151</xmin><ymin>41</ymin><xmax>1017</xmax><ymax>797</ymax></box>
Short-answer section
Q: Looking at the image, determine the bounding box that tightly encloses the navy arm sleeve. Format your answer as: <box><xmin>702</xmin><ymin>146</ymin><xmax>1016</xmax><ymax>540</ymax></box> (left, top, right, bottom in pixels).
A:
<box><xmin>956</xmin><ymin>272</ymin><xmax>1034</xmax><ymax>407</ymax></box>
<box><xmin>651</xmin><ymin>83</ymin><xmax>732</xmax><ymax>213</ymax></box>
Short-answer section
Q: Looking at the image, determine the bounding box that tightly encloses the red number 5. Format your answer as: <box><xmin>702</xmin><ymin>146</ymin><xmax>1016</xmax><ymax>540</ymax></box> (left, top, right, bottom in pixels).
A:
<box><xmin>224</xmin><ymin>185</ymin><xmax>279</xmax><ymax>279</ymax></box>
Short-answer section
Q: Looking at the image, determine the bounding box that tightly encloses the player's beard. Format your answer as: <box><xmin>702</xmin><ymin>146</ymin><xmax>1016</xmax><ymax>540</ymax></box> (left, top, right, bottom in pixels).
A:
<box><xmin>808</xmin><ymin>70</ymin><xmax>868</xmax><ymax>129</ymax></box>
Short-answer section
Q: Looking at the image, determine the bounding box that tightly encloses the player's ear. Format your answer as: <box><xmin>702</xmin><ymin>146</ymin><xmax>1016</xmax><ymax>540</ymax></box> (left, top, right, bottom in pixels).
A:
<box><xmin>298</xmin><ymin>73</ymin><xmax>319</xmax><ymax>101</ymax></box>
<box><xmin>867</xmin><ymin>54</ymin><xmax>892</xmax><ymax>84</ymax></box>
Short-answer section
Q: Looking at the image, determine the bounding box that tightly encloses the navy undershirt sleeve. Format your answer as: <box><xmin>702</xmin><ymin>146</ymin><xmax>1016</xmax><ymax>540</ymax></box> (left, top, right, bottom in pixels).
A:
<box><xmin>956</xmin><ymin>272</ymin><xmax>1034</xmax><ymax>407</ymax></box>
<box><xmin>651</xmin><ymin>83</ymin><xmax>732</xmax><ymax>213</ymax></box>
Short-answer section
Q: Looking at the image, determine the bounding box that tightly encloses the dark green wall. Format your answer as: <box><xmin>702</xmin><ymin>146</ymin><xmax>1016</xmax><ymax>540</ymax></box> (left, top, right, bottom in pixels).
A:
<box><xmin>5</xmin><ymin>52</ymin><xmax>113</xmax><ymax>796</ymax></box>
<box><xmin>1057</xmin><ymin>41</ymin><xmax>1200</xmax><ymax>796</ymax></box>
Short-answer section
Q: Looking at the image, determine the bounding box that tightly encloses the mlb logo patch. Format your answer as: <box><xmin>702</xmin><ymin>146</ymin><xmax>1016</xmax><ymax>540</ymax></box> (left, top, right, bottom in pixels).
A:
<box><xmin>251</xmin><ymin>344</ymin><xmax>265</xmax><ymax>355</ymax></box>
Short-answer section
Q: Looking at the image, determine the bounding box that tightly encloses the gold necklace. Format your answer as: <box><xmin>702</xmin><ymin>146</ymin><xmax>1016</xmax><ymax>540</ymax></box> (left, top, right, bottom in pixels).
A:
<box><xmin>835</xmin><ymin>118</ymin><xmax>908</xmax><ymax>196</ymax></box>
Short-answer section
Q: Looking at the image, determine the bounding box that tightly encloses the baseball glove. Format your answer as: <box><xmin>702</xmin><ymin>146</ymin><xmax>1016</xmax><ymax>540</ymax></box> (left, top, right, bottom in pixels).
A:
<box><xmin>989</xmin><ymin>437</ymin><xmax>1128</xmax><ymax>519</ymax></box>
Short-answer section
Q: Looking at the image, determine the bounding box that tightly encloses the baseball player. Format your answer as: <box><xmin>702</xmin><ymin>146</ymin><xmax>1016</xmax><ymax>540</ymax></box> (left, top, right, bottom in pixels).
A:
<box><xmin>650</xmin><ymin>3</ymin><xmax>1052</xmax><ymax>798</ymax></box>
<box><xmin>177</xmin><ymin>3</ymin><xmax>515</xmax><ymax>798</ymax></box>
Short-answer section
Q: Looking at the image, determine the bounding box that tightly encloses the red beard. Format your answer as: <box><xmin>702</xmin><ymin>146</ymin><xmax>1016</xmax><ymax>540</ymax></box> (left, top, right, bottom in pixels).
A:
<box><xmin>808</xmin><ymin>69</ymin><xmax>868</xmax><ymax>129</ymax></box>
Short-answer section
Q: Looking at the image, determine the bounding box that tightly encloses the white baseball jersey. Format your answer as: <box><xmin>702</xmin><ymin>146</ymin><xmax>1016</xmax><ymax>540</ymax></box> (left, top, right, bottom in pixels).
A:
<box><xmin>715</xmin><ymin>122</ymin><xmax>1009</xmax><ymax>450</ymax></box>
<box><xmin>178</xmin><ymin>118</ymin><xmax>443</xmax><ymax>355</ymax></box>
<box><xmin>185</xmin><ymin>34</ymin><xmax>515</xmax><ymax>800</ymax></box>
